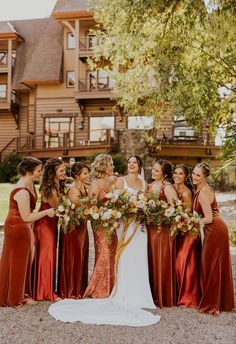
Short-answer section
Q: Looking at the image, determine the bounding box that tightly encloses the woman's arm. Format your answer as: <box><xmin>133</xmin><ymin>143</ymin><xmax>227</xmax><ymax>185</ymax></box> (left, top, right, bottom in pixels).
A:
<box><xmin>88</xmin><ymin>181</ymin><xmax>100</xmax><ymax>199</ymax></box>
<box><xmin>113</xmin><ymin>177</ymin><xmax>124</xmax><ymax>191</ymax></box>
<box><xmin>199</xmin><ymin>189</ymin><xmax>213</xmax><ymax>224</ymax></box>
<box><xmin>14</xmin><ymin>190</ymin><xmax>55</xmax><ymax>222</ymax></box>
<box><xmin>164</xmin><ymin>185</ymin><xmax>178</xmax><ymax>203</ymax></box>
<box><xmin>67</xmin><ymin>187</ymin><xmax>81</xmax><ymax>207</ymax></box>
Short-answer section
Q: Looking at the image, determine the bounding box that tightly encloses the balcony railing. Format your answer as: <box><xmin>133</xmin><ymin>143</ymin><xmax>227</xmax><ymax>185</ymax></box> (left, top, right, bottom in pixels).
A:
<box><xmin>0</xmin><ymin>54</ymin><xmax>15</xmax><ymax>67</ymax></box>
<box><xmin>78</xmin><ymin>77</ymin><xmax>113</xmax><ymax>92</ymax></box>
<box><xmin>79</xmin><ymin>37</ymin><xmax>98</xmax><ymax>51</ymax></box>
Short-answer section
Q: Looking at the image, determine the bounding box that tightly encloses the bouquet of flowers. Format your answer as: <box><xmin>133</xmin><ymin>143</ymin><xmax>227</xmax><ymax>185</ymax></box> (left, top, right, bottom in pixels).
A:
<box><xmin>143</xmin><ymin>192</ymin><xmax>168</xmax><ymax>228</ymax></box>
<box><xmin>123</xmin><ymin>191</ymin><xmax>149</xmax><ymax>223</ymax></box>
<box><xmin>55</xmin><ymin>195</ymin><xmax>86</xmax><ymax>234</ymax></box>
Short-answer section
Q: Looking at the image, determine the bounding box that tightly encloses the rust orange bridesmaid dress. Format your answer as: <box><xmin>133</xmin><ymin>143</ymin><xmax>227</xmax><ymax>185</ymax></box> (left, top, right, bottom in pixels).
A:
<box><xmin>193</xmin><ymin>190</ymin><xmax>235</xmax><ymax>314</ymax></box>
<box><xmin>175</xmin><ymin>190</ymin><xmax>201</xmax><ymax>308</ymax></box>
<box><xmin>0</xmin><ymin>188</ymin><xmax>36</xmax><ymax>307</ymax></box>
<box><xmin>83</xmin><ymin>189</ymin><xmax>117</xmax><ymax>298</ymax></box>
<box><xmin>59</xmin><ymin>190</ymin><xmax>89</xmax><ymax>299</ymax></box>
<box><xmin>33</xmin><ymin>201</ymin><xmax>58</xmax><ymax>301</ymax></box>
<box><xmin>148</xmin><ymin>185</ymin><xmax>177</xmax><ymax>308</ymax></box>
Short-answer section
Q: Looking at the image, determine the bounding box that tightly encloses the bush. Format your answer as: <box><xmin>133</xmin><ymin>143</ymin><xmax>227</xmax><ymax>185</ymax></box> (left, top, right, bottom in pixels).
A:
<box><xmin>0</xmin><ymin>154</ymin><xmax>22</xmax><ymax>182</ymax></box>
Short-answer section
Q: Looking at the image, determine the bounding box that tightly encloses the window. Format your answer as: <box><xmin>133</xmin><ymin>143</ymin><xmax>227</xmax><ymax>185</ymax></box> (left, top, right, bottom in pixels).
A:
<box><xmin>86</xmin><ymin>71</ymin><xmax>113</xmax><ymax>91</ymax></box>
<box><xmin>66</xmin><ymin>71</ymin><xmax>75</xmax><ymax>87</ymax></box>
<box><xmin>0</xmin><ymin>84</ymin><xmax>7</xmax><ymax>98</ymax></box>
<box><xmin>67</xmin><ymin>32</ymin><xmax>75</xmax><ymax>49</ymax></box>
<box><xmin>0</xmin><ymin>51</ymin><xmax>7</xmax><ymax>65</ymax></box>
<box><xmin>128</xmin><ymin>116</ymin><xmax>153</xmax><ymax>129</ymax></box>
<box><xmin>173</xmin><ymin>115</ymin><xmax>195</xmax><ymax>139</ymax></box>
<box><xmin>44</xmin><ymin>117</ymin><xmax>74</xmax><ymax>148</ymax></box>
<box><xmin>89</xmin><ymin>116</ymin><xmax>114</xmax><ymax>142</ymax></box>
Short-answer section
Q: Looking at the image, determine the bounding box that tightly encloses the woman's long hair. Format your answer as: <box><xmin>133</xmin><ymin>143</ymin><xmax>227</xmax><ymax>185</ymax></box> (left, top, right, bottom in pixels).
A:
<box><xmin>156</xmin><ymin>159</ymin><xmax>173</xmax><ymax>182</ymax></box>
<box><xmin>40</xmin><ymin>158</ymin><xmax>66</xmax><ymax>199</ymax></box>
<box><xmin>17</xmin><ymin>156</ymin><xmax>42</xmax><ymax>176</ymax></box>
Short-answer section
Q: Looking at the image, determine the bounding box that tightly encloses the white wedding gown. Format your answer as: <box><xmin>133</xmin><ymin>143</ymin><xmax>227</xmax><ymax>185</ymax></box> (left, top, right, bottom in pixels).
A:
<box><xmin>48</xmin><ymin>179</ymin><xmax>160</xmax><ymax>327</ymax></box>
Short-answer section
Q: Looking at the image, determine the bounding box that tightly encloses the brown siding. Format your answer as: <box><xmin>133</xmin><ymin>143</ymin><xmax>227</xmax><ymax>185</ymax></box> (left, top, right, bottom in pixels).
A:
<box><xmin>0</xmin><ymin>113</ymin><xmax>18</xmax><ymax>152</ymax></box>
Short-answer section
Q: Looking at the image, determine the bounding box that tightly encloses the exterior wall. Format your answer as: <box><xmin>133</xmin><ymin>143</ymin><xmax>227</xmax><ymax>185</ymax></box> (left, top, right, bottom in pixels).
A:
<box><xmin>0</xmin><ymin>113</ymin><xmax>19</xmax><ymax>153</ymax></box>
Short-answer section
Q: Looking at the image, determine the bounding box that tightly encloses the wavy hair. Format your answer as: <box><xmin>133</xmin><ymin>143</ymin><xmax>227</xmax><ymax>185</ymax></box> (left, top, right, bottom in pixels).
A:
<box><xmin>127</xmin><ymin>155</ymin><xmax>143</xmax><ymax>174</ymax></box>
<box><xmin>40</xmin><ymin>157</ymin><xmax>66</xmax><ymax>199</ymax></box>
<box><xmin>156</xmin><ymin>159</ymin><xmax>173</xmax><ymax>181</ymax></box>
<box><xmin>174</xmin><ymin>164</ymin><xmax>194</xmax><ymax>193</ymax></box>
<box><xmin>90</xmin><ymin>154</ymin><xmax>113</xmax><ymax>179</ymax></box>
<box><xmin>71</xmin><ymin>162</ymin><xmax>90</xmax><ymax>179</ymax></box>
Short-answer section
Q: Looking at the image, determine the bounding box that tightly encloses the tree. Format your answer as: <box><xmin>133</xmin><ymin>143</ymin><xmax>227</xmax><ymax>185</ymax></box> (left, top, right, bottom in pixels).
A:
<box><xmin>89</xmin><ymin>0</ymin><xmax>236</xmax><ymax>150</ymax></box>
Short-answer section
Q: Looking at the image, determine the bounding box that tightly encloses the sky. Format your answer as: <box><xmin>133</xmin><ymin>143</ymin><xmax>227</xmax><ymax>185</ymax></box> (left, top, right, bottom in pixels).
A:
<box><xmin>0</xmin><ymin>0</ymin><xmax>57</xmax><ymax>21</ymax></box>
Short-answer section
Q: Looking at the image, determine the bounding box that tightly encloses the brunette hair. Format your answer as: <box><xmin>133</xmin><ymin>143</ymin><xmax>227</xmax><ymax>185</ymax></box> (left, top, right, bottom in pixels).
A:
<box><xmin>174</xmin><ymin>164</ymin><xmax>194</xmax><ymax>193</ymax></box>
<box><xmin>71</xmin><ymin>162</ymin><xmax>90</xmax><ymax>179</ymax></box>
<box><xmin>195</xmin><ymin>162</ymin><xmax>211</xmax><ymax>177</ymax></box>
<box><xmin>17</xmin><ymin>157</ymin><xmax>42</xmax><ymax>176</ymax></box>
<box><xmin>127</xmin><ymin>155</ymin><xmax>143</xmax><ymax>174</ymax></box>
<box><xmin>40</xmin><ymin>157</ymin><xmax>66</xmax><ymax>199</ymax></box>
<box><xmin>156</xmin><ymin>159</ymin><xmax>173</xmax><ymax>181</ymax></box>
<box><xmin>91</xmin><ymin>154</ymin><xmax>113</xmax><ymax>179</ymax></box>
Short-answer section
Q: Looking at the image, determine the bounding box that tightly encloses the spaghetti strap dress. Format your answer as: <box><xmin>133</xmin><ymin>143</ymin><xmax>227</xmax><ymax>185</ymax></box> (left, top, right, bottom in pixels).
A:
<box><xmin>193</xmin><ymin>190</ymin><xmax>235</xmax><ymax>314</ymax></box>
<box><xmin>148</xmin><ymin>184</ymin><xmax>177</xmax><ymax>307</ymax></box>
<box><xmin>0</xmin><ymin>188</ymin><xmax>36</xmax><ymax>307</ymax></box>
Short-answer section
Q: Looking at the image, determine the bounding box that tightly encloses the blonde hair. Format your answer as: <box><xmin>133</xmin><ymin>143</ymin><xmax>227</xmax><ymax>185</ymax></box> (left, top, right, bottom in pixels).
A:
<box><xmin>91</xmin><ymin>154</ymin><xmax>113</xmax><ymax>179</ymax></box>
<box><xmin>196</xmin><ymin>162</ymin><xmax>211</xmax><ymax>177</ymax></box>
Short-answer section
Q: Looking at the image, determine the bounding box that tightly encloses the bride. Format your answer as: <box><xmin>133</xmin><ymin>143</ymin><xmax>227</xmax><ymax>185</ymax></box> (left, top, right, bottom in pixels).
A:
<box><xmin>48</xmin><ymin>155</ymin><xmax>160</xmax><ymax>327</ymax></box>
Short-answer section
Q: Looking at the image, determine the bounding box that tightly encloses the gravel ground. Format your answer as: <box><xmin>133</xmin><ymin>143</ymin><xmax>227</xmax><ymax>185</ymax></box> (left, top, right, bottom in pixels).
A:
<box><xmin>0</xmin><ymin>197</ymin><xmax>235</xmax><ymax>344</ymax></box>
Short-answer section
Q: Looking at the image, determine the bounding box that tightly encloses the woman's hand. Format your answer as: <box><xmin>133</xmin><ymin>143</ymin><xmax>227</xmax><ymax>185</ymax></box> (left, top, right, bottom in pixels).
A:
<box><xmin>46</xmin><ymin>208</ymin><xmax>55</xmax><ymax>218</ymax></box>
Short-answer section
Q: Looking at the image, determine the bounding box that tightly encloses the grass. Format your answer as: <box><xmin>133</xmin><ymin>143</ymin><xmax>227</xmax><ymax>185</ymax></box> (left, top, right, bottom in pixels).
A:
<box><xmin>0</xmin><ymin>183</ymin><xmax>40</xmax><ymax>224</ymax></box>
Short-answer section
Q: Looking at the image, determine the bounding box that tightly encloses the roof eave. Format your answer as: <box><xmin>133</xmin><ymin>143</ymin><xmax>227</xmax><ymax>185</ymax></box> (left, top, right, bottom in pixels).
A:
<box><xmin>52</xmin><ymin>10</ymin><xmax>93</xmax><ymax>20</ymax></box>
<box><xmin>20</xmin><ymin>79</ymin><xmax>62</xmax><ymax>85</ymax></box>
<box><xmin>0</xmin><ymin>32</ymin><xmax>24</xmax><ymax>41</ymax></box>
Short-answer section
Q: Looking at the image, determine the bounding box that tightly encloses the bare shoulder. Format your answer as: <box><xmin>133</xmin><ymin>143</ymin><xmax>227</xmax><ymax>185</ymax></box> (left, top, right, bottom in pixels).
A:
<box><xmin>199</xmin><ymin>185</ymin><xmax>214</xmax><ymax>202</ymax></box>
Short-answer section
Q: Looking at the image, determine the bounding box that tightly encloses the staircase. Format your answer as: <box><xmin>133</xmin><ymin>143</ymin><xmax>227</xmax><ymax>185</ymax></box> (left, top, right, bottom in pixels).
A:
<box><xmin>0</xmin><ymin>138</ymin><xmax>17</xmax><ymax>163</ymax></box>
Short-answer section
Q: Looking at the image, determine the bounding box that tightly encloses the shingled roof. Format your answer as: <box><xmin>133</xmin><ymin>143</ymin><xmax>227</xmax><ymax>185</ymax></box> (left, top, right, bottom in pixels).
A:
<box><xmin>52</xmin><ymin>0</ymin><xmax>91</xmax><ymax>19</ymax></box>
<box><xmin>7</xmin><ymin>18</ymin><xmax>63</xmax><ymax>90</ymax></box>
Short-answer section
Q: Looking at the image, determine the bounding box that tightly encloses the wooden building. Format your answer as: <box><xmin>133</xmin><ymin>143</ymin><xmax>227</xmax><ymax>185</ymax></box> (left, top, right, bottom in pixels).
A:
<box><xmin>0</xmin><ymin>0</ymin><xmax>220</xmax><ymax>165</ymax></box>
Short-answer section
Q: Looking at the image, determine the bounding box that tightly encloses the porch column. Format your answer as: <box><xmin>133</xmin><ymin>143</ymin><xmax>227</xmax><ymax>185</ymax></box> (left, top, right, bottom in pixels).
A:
<box><xmin>75</xmin><ymin>19</ymin><xmax>80</xmax><ymax>92</ymax></box>
<box><xmin>7</xmin><ymin>39</ymin><xmax>12</xmax><ymax>104</ymax></box>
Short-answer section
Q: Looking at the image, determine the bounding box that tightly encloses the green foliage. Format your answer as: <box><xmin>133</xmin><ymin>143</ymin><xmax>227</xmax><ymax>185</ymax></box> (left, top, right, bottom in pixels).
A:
<box><xmin>0</xmin><ymin>154</ymin><xmax>22</xmax><ymax>183</ymax></box>
<box><xmin>112</xmin><ymin>153</ymin><xmax>127</xmax><ymax>175</ymax></box>
<box><xmin>89</xmin><ymin>0</ymin><xmax>236</xmax><ymax>154</ymax></box>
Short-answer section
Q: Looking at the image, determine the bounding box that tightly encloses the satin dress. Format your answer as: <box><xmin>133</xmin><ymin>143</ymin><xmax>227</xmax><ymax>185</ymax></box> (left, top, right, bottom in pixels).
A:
<box><xmin>0</xmin><ymin>188</ymin><xmax>36</xmax><ymax>307</ymax></box>
<box><xmin>148</xmin><ymin>184</ymin><xmax>177</xmax><ymax>307</ymax></box>
<box><xmin>33</xmin><ymin>202</ymin><xmax>58</xmax><ymax>301</ymax></box>
<box><xmin>59</xmin><ymin>190</ymin><xmax>89</xmax><ymax>299</ymax></box>
<box><xmin>175</xmin><ymin>190</ymin><xmax>201</xmax><ymax>308</ymax></box>
<box><xmin>83</xmin><ymin>189</ymin><xmax>118</xmax><ymax>298</ymax></box>
<box><xmin>193</xmin><ymin>190</ymin><xmax>235</xmax><ymax>314</ymax></box>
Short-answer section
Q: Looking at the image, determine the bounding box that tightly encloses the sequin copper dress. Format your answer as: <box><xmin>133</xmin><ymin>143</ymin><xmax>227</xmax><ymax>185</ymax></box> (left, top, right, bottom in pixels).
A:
<box><xmin>59</xmin><ymin>189</ymin><xmax>89</xmax><ymax>299</ymax></box>
<box><xmin>175</xmin><ymin>189</ymin><xmax>201</xmax><ymax>308</ymax></box>
<box><xmin>83</xmin><ymin>189</ymin><xmax>117</xmax><ymax>298</ymax></box>
<box><xmin>33</xmin><ymin>202</ymin><xmax>58</xmax><ymax>301</ymax></box>
<box><xmin>0</xmin><ymin>188</ymin><xmax>36</xmax><ymax>307</ymax></box>
<box><xmin>148</xmin><ymin>184</ymin><xmax>177</xmax><ymax>308</ymax></box>
<box><xmin>193</xmin><ymin>190</ymin><xmax>235</xmax><ymax>314</ymax></box>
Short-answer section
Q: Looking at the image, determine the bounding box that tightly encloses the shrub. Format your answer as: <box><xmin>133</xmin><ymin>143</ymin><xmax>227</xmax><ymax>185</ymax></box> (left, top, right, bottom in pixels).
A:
<box><xmin>0</xmin><ymin>154</ymin><xmax>22</xmax><ymax>182</ymax></box>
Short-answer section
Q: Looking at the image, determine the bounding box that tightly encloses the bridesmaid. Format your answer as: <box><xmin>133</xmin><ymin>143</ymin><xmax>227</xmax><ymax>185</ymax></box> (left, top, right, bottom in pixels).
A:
<box><xmin>148</xmin><ymin>159</ymin><xmax>178</xmax><ymax>307</ymax></box>
<box><xmin>59</xmin><ymin>162</ymin><xmax>90</xmax><ymax>299</ymax></box>
<box><xmin>173</xmin><ymin>164</ymin><xmax>201</xmax><ymax>308</ymax></box>
<box><xmin>33</xmin><ymin>157</ymin><xmax>66</xmax><ymax>301</ymax></box>
<box><xmin>192</xmin><ymin>162</ymin><xmax>234</xmax><ymax>315</ymax></box>
<box><xmin>0</xmin><ymin>157</ymin><xmax>54</xmax><ymax>307</ymax></box>
<box><xmin>83</xmin><ymin>154</ymin><xmax>118</xmax><ymax>298</ymax></box>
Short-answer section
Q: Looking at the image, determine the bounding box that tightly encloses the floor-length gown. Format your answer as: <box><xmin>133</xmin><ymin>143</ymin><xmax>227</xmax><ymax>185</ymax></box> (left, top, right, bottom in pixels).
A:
<box><xmin>0</xmin><ymin>188</ymin><xmax>36</xmax><ymax>307</ymax></box>
<box><xmin>33</xmin><ymin>201</ymin><xmax>58</xmax><ymax>301</ymax></box>
<box><xmin>175</xmin><ymin>234</ymin><xmax>201</xmax><ymax>307</ymax></box>
<box><xmin>175</xmin><ymin>190</ymin><xmax>201</xmax><ymax>308</ymax></box>
<box><xmin>48</xmin><ymin>180</ymin><xmax>160</xmax><ymax>326</ymax></box>
<box><xmin>59</xmin><ymin>219</ymin><xmax>89</xmax><ymax>298</ymax></box>
<box><xmin>83</xmin><ymin>189</ymin><xmax>117</xmax><ymax>298</ymax></box>
<box><xmin>148</xmin><ymin>184</ymin><xmax>177</xmax><ymax>308</ymax></box>
<box><xmin>193</xmin><ymin>190</ymin><xmax>235</xmax><ymax>315</ymax></box>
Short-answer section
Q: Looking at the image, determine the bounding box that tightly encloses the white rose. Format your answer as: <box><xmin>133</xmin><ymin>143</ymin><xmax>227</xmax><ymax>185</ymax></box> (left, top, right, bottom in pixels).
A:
<box><xmin>92</xmin><ymin>213</ymin><xmax>99</xmax><ymax>220</ymax></box>
<box><xmin>164</xmin><ymin>207</ymin><xmax>175</xmax><ymax>217</ymax></box>
<box><xmin>115</xmin><ymin>211</ymin><xmax>122</xmax><ymax>219</ymax></box>
<box><xmin>58</xmin><ymin>205</ymin><xmax>65</xmax><ymax>212</ymax></box>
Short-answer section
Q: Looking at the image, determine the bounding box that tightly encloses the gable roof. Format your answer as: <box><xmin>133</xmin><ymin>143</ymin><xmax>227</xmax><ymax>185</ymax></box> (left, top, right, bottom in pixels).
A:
<box><xmin>52</xmin><ymin>0</ymin><xmax>92</xmax><ymax>19</ymax></box>
<box><xmin>5</xmin><ymin>18</ymin><xmax>63</xmax><ymax>90</ymax></box>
